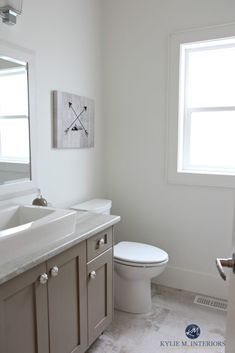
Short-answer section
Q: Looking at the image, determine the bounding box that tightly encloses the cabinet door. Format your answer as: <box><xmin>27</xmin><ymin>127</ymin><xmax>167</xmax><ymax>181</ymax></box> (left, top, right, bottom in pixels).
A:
<box><xmin>47</xmin><ymin>241</ymin><xmax>87</xmax><ymax>353</ymax></box>
<box><xmin>87</xmin><ymin>248</ymin><xmax>113</xmax><ymax>345</ymax></box>
<box><xmin>0</xmin><ymin>263</ymin><xmax>49</xmax><ymax>353</ymax></box>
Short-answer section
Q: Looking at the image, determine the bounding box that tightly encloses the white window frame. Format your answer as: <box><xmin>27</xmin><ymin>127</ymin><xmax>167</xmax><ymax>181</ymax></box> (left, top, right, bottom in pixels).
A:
<box><xmin>167</xmin><ymin>23</ymin><xmax>235</xmax><ymax>188</ymax></box>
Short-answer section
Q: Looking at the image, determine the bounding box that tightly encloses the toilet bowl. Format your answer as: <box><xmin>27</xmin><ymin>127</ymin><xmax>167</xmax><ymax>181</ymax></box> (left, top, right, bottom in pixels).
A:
<box><xmin>114</xmin><ymin>241</ymin><xmax>168</xmax><ymax>314</ymax></box>
<box><xmin>70</xmin><ymin>199</ymin><xmax>169</xmax><ymax>314</ymax></box>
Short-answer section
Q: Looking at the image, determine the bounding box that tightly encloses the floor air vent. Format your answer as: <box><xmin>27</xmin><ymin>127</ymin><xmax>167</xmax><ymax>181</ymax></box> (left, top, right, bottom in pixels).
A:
<box><xmin>194</xmin><ymin>295</ymin><xmax>228</xmax><ymax>312</ymax></box>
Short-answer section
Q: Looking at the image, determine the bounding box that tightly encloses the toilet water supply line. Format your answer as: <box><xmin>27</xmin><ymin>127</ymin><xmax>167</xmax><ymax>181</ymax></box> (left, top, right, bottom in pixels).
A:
<box><xmin>64</xmin><ymin>102</ymin><xmax>88</xmax><ymax>137</ymax></box>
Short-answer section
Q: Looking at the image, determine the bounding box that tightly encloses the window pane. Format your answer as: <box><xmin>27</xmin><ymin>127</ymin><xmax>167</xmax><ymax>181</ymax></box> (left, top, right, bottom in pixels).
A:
<box><xmin>187</xmin><ymin>110</ymin><xmax>235</xmax><ymax>173</ymax></box>
<box><xmin>0</xmin><ymin>118</ymin><xmax>30</xmax><ymax>162</ymax></box>
<box><xmin>0</xmin><ymin>70</ymin><xmax>28</xmax><ymax>116</ymax></box>
<box><xmin>187</xmin><ymin>45</ymin><xmax>235</xmax><ymax>108</ymax></box>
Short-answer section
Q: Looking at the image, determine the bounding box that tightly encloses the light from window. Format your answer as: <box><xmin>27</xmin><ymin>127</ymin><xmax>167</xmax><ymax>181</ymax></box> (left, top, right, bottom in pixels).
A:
<box><xmin>0</xmin><ymin>68</ymin><xmax>28</xmax><ymax>116</ymax></box>
<box><xmin>178</xmin><ymin>38</ymin><xmax>235</xmax><ymax>175</ymax></box>
<box><xmin>0</xmin><ymin>67</ymin><xmax>29</xmax><ymax>163</ymax></box>
<box><xmin>0</xmin><ymin>118</ymin><xmax>29</xmax><ymax>163</ymax></box>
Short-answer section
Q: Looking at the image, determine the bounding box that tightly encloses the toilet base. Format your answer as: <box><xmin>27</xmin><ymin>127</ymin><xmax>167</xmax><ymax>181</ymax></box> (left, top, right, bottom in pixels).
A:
<box><xmin>114</xmin><ymin>272</ymin><xmax>152</xmax><ymax>314</ymax></box>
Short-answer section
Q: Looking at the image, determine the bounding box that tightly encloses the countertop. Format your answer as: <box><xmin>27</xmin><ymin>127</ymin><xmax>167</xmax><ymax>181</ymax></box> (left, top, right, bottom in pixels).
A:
<box><xmin>0</xmin><ymin>211</ymin><xmax>120</xmax><ymax>285</ymax></box>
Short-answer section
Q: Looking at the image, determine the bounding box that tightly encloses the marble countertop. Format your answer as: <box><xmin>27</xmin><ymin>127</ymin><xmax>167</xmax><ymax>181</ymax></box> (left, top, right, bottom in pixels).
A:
<box><xmin>0</xmin><ymin>211</ymin><xmax>120</xmax><ymax>285</ymax></box>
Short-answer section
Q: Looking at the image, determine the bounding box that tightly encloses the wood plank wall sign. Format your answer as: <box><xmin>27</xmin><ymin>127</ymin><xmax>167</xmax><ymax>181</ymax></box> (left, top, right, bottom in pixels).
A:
<box><xmin>53</xmin><ymin>91</ymin><xmax>95</xmax><ymax>149</ymax></box>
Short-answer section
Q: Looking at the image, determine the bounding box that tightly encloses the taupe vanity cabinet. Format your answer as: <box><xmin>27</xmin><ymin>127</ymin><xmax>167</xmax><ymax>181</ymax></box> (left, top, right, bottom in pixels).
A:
<box><xmin>0</xmin><ymin>226</ymin><xmax>114</xmax><ymax>353</ymax></box>
<box><xmin>47</xmin><ymin>241</ymin><xmax>87</xmax><ymax>353</ymax></box>
<box><xmin>87</xmin><ymin>227</ymin><xmax>113</xmax><ymax>345</ymax></box>
<box><xmin>0</xmin><ymin>262</ymin><xmax>50</xmax><ymax>353</ymax></box>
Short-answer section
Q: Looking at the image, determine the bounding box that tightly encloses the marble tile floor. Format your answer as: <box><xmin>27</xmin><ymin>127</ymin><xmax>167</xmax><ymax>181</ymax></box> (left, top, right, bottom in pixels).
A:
<box><xmin>87</xmin><ymin>284</ymin><xmax>226</xmax><ymax>353</ymax></box>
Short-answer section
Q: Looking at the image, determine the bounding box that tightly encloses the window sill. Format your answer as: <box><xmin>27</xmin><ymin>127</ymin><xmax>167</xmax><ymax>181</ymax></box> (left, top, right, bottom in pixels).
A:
<box><xmin>168</xmin><ymin>167</ymin><xmax>235</xmax><ymax>189</ymax></box>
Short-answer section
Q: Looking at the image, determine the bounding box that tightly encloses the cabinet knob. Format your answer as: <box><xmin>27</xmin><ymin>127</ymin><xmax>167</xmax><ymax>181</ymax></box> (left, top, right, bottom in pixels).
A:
<box><xmin>98</xmin><ymin>238</ymin><xmax>105</xmax><ymax>248</ymax></box>
<box><xmin>39</xmin><ymin>273</ymin><xmax>48</xmax><ymax>285</ymax></box>
<box><xmin>50</xmin><ymin>266</ymin><xmax>59</xmax><ymax>277</ymax></box>
<box><xmin>89</xmin><ymin>270</ymin><xmax>96</xmax><ymax>280</ymax></box>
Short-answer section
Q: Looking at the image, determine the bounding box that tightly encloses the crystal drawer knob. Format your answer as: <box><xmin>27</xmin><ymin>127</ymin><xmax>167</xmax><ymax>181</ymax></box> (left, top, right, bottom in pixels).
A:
<box><xmin>51</xmin><ymin>266</ymin><xmax>59</xmax><ymax>277</ymax></box>
<box><xmin>89</xmin><ymin>270</ymin><xmax>96</xmax><ymax>280</ymax></box>
<box><xmin>98</xmin><ymin>238</ymin><xmax>105</xmax><ymax>248</ymax></box>
<box><xmin>39</xmin><ymin>273</ymin><xmax>48</xmax><ymax>285</ymax></box>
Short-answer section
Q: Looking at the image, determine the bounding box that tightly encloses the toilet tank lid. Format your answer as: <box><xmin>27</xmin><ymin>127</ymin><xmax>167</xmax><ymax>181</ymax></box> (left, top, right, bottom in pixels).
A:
<box><xmin>114</xmin><ymin>241</ymin><xmax>168</xmax><ymax>264</ymax></box>
<box><xmin>70</xmin><ymin>199</ymin><xmax>112</xmax><ymax>213</ymax></box>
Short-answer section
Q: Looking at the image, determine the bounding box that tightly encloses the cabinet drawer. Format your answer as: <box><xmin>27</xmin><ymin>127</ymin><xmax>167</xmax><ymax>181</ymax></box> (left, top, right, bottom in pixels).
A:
<box><xmin>87</xmin><ymin>227</ymin><xmax>113</xmax><ymax>262</ymax></box>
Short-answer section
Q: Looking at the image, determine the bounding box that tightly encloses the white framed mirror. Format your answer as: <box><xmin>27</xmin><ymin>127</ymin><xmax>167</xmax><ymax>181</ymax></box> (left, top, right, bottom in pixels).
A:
<box><xmin>0</xmin><ymin>40</ymin><xmax>37</xmax><ymax>200</ymax></box>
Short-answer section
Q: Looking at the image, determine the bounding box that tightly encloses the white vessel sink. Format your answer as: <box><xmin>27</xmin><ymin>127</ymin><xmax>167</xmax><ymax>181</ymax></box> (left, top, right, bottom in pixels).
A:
<box><xmin>0</xmin><ymin>205</ymin><xmax>77</xmax><ymax>264</ymax></box>
<box><xmin>0</xmin><ymin>205</ymin><xmax>54</xmax><ymax>232</ymax></box>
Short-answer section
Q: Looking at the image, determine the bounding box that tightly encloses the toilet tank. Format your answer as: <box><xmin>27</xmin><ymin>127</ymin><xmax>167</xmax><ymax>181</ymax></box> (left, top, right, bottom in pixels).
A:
<box><xmin>70</xmin><ymin>199</ymin><xmax>112</xmax><ymax>215</ymax></box>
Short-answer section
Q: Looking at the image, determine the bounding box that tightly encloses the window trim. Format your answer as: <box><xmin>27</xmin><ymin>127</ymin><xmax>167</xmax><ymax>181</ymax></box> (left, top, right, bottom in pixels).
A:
<box><xmin>167</xmin><ymin>22</ymin><xmax>235</xmax><ymax>188</ymax></box>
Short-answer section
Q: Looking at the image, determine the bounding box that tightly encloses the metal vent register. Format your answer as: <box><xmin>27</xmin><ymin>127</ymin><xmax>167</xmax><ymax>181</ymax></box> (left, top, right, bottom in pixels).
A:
<box><xmin>194</xmin><ymin>295</ymin><xmax>228</xmax><ymax>312</ymax></box>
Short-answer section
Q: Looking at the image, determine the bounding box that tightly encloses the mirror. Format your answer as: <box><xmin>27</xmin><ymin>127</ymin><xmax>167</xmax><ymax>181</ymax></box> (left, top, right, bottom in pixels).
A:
<box><xmin>0</xmin><ymin>56</ymin><xmax>30</xmax><ymax>185</ymax></box>
<box><xmin>0</xmin><ymin>41</ymin><xmax>37</xmax><ymax>200</ymax></box>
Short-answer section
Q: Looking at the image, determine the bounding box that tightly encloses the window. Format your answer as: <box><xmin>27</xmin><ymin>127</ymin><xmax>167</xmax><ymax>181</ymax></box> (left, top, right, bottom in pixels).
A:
<box><xmin>0</xmin><ymin>66</ymin><xmax>30</xmax><ymax>163</ymax></box>
<box><xmin>179</xmin><ymin>38</ymin><xmax>235</xmax><ymax>175</ymax></box>
<box><xmin>167</xmin><ymin>23</ymin><xmax>235</xmax><ymax>188</ymax></box>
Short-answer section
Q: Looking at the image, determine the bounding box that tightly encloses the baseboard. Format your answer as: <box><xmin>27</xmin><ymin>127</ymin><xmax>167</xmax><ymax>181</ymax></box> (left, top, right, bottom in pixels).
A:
<box><xmin>152</xmin><ymin>265</ymin><xmax>229</xmax><ymax>300</ymax></box>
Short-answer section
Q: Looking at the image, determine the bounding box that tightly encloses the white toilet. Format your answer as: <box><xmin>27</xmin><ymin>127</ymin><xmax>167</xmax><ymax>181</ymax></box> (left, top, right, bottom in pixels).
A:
<box><xmin>71</xmin><ymin>199</ymin><xmax>169</xmax><ymax>314</ymax></box>
<box><xmin>114</xmin><ymin>241</ymin><xmax>168</xmax><ymax>314</ymax></box>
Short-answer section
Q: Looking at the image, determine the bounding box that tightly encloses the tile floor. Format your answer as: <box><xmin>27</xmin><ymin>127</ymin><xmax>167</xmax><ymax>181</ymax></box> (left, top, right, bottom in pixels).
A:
<box><xmin>87</xmin><ymin>284</ymin><xmax>226</xmax><ymax>353</ymax></box>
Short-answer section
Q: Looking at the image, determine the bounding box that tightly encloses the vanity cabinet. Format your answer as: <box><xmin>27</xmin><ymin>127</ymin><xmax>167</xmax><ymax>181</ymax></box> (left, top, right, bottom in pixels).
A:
<box><xmin>47</xmin><ymin>241</ymin><xmax>87</xmax><ymax>353</ymax></box>
<box><xmin>0</xmin><ymin>226</ymin><xmax>114</xmax><ymax>353</ymax></box>
<box><xmin>0</xmin><ymin>262</ymin><xmax>49</xmax><ymax>353</ymax></box>
<box><xmin>87</xmin><ymin>248</ymin><xmax>113</xmax><ymax>345</ymax></box>
<box><xmin>86</xmin><ymin>227</ymin><xmax>113</xmax><ymax>345</ymax></box>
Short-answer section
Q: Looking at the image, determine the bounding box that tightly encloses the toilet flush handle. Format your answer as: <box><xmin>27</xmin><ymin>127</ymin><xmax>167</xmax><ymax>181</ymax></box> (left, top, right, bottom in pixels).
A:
<box><xmin>216</xmin><ymin>253</ymin><xmax>235</xmax><ymax>281</ymax></box>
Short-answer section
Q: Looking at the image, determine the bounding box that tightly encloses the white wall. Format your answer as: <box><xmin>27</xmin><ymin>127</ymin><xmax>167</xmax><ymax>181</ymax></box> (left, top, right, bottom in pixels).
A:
<box><xmin>0</xmin><ymin>0</ymin><xmax>104</xmax><ymax>208</ymax></box>
<box><xmin>102</xmin><ymin>0</ymin><xmax>235</xmax><ymax>299</ymax></box>
<box><xmin>1</xmin><ymin>0</ymin><xmax>234</xmax><ymax>299</ymax></box>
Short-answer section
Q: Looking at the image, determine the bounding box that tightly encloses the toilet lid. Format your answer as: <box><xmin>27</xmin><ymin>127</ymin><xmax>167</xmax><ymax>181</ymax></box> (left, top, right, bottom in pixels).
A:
<box><xmin>70</xmin><ymin>199</ymin><xmax>112</xmax><ymax>213</ymax></box>
<box><xmin>114</xmin><ymin>241</ymin><xmax>168</xmax><ymax>264</ymax></box>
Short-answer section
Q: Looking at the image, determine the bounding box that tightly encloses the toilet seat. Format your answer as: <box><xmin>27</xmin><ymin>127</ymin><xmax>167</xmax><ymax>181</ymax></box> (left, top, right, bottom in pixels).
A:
<box><xmin>114</xmin><ymin>258</ymin><xmax>168</xmax><ymax>268</ymax></box>
<box><xmin>114</xmin><ymin>241</ymin><xmax>168</xmax><ymax>267</ymax></box>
